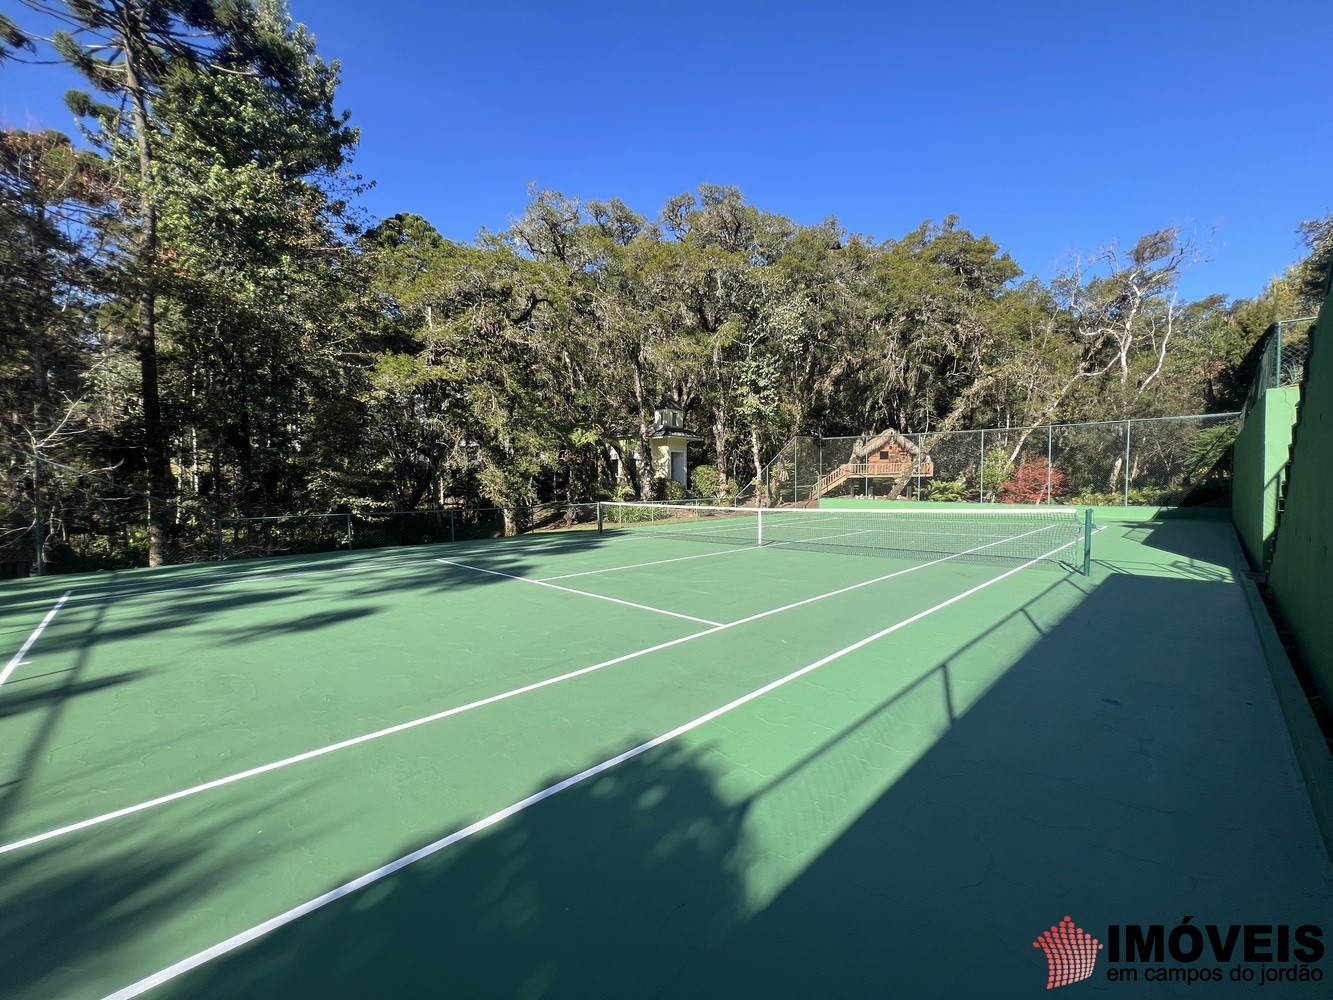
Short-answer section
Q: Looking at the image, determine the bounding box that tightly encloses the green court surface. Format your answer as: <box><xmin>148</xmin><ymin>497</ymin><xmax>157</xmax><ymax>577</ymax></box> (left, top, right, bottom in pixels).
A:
<box><xmin>1</xmin><ymin>516</ymin><xmax>1330</xmax><ymax>998</ymax></box>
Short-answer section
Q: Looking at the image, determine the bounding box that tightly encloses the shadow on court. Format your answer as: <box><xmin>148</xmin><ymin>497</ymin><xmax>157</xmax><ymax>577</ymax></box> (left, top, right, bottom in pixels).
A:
<box><xmin>0</xmin><ymin>669</ymin><xmax>147</xmax><ymax>722</ymax></box>
<box><xmin>0</xmin><ymin>783</ymin><xmax>327</xmax><ymax>1000</ymax></box>
<box><xmin>166</xmin><ymin>742</ymin><xmax>751</xmax><ymax>999</ymax></box>
<box><xmin>0</xmin><ymin>598</ymin><xmax>112</xmax><ymax>836</ymax></box>
<box><xmin>1117</xmin><ymin>515</ymin><xmax>1242</xmax><ymax>568</ymax></box>
<box><xmin>147</xmin><ymin>542</ymin><xmax>1333</xmax><ymax>1000</ymax></box>
<box><xmin>3</xmin><ymin>532</ymin><xmax>615</xmax><ymax>659</ymax></box>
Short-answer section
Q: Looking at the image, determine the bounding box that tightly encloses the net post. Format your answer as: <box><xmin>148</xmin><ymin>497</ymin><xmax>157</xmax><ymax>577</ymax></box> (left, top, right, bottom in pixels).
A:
<box><xmin>1082</xmin><ymin>508</ymin><xmax>1093</xmax><ymax>576</ymax></box>
<box><xmin>596</xmin><ymin>502</ymin><xmax>604</xmax><ymax>534</ymax></box>
<box><xmin>757</xmin><ymin>508</ymin><xmax>764</xmax><ymax>546</ymax></box>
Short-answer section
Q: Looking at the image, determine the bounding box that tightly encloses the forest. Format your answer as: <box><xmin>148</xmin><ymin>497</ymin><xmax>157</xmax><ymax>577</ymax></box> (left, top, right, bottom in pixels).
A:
<box><xmin>2</xmin><ymin>1</ymin><xmax>1330</xmax><ymax>571</ymax></box>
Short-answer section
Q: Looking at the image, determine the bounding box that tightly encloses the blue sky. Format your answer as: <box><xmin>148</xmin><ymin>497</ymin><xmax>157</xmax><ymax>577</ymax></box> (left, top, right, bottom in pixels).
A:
<box><xmin>3</xmin><ymin>0</ymin><xmax>1330</xmax><ymax>301</ymax></box>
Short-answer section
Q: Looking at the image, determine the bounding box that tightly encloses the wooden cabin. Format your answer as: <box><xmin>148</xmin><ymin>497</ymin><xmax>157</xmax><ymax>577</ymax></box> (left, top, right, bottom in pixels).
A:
<box><xmin>812</xmin><ymin>429</ymin><xmax>934</xmax><ymax>499</ymax></box>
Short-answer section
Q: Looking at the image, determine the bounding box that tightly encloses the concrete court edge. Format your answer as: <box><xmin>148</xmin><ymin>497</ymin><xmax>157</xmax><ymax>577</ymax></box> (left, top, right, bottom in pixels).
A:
<box><xmin>1226</xmin><ymin>524</ymin><xmax>1333</xmax><ymax>863</ymax></box>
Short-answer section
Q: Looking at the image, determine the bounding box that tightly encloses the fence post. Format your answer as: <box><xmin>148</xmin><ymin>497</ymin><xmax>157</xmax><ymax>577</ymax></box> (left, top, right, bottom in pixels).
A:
<box><xmin>216</xmin><ymin>517</ymin><xmax>223</xmax><ymax>561</ymax></box>
<box><xmin>449</xmin><ymin>510</ymin><xmax>457</xmax><ymax>543</ymax></box>
<box><xmin>979</xmin><ymin>429</ymin><xmax>986</xmax><ymax>502</ymax></box>
<box><xmin>1123</xmin><ymin>420</ymin><xmax>1132</xmax><ymax>506</ymax></box>
<box><xmin>1273</xmin><ymin>324</ymin><xmax>1283</xmax><ymax>387</ymax></box>
<box><xmin>32</xmin><ymin>451</ymin><xmax>44</xmax><ymax>576</ymax></box>
<box><xmin>346</xmin><ymin>513</ymin><xmax>353</xmax><ymax>549</ymax></box>
<box><xmin>1046</xmin><ymin>425</ymin><xmax>1054</xmax><ymax>504</ymax></box>
<box><xmin>915</xmin><ymin>433</ymin><xmax>923</xmax><ymax>500</ymax></box>
<box><xmin>793</xmin><ymin>446</ymin><xmax>798</xmax><ymax>505</ymax></box>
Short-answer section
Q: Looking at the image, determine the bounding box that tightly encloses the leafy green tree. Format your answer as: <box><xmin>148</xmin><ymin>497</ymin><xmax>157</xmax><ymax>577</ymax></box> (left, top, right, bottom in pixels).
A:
<box><xmin>17</xmin><ymin>0</ymin><xmax>320</xmax><ymax>562</ymax></box>
<box><xmin>1294</xmin><ymin>214</ymin><xmax>1333</xmax><ymax>308</ymax></box>
<box><xmin>0</xmin><ymin>128</ymin><xmax>111</xmax><ymax>449</ymax></box>
<box><xmin>0</xmin><ymin>12</ymin><xmax>32</xmax><ymax>60</ymax></box>
<box><xmin>148</xmin><ymin>3</ymin><xmax>363</xmax><ymax>518</ymax></box>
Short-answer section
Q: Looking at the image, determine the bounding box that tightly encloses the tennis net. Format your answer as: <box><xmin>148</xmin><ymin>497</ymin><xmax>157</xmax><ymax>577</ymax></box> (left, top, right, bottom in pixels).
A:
<box><xmin>596</xmin><ymin>502</ymin><xmax>1091</xmax><ymax>572</ymax></box>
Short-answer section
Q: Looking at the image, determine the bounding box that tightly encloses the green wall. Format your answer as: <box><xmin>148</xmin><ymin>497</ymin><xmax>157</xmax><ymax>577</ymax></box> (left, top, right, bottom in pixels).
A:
<box><xmin>1230</xmin><ymin>385</ymin><xmax>1301</xmax><ymax>570</ymax></box>
<box><xmin>1269</xmin><ymin>285</ymin><xmax>1333</xmax><ymax>704</ymax></box>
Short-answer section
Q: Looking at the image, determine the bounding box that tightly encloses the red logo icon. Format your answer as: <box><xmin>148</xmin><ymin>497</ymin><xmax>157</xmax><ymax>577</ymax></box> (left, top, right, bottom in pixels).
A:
<box><xmin>1033</xmin><ymin>915</ymin><xmax>1104</xmax><ymax>989</ymax></box>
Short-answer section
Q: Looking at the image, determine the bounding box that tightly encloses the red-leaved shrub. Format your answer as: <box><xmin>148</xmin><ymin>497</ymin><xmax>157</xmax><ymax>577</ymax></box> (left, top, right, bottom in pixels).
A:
<box><xmin>999</xmin><ymin>458</ymin><xmax>1067</xmax><ymax>503</ymax></box>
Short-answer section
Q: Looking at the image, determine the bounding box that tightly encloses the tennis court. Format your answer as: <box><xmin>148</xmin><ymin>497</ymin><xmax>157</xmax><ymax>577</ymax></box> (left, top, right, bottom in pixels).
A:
<box><xmin>1</xmin><ymin>505</ymin><xmax>1329</xmax><ymax>998</ymax></box>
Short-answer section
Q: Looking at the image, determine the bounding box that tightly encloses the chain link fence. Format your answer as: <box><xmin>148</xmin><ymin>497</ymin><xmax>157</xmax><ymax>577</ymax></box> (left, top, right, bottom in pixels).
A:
<box><xmin>740</xmin><ymin>413</ymin><xmax>1241</xmax><ymax>508</ymax></box>
<box><xmin>2</xmin><ymin>448</ymin><xmax>214</xmax><ymax>579</ymax></box>
<box><xmin>5</xmin><ymin>411</ymin><xmax>1240</xmax><ymax>578</ymax></box>
<box><xmin>1</xmin><ymin>446</ymin><xmax>601</xmax><ymax>578</ymax></box>
<box><xmin>1242</xmin><ymin>317</ymin><xmax>1316</xmax><ymax>418</ymax></box>
<box><xmin>217</xmin><ymin>503</ymin><xmax>598</xmax><ymax>560</ymax></box>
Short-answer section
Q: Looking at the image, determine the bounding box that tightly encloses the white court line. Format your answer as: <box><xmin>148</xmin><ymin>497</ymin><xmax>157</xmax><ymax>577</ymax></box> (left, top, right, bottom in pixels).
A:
<box><xmin>1</xmin><ymin>522</ymin><xmax>1063</xmax><ymax>859</ymax></box>
<box><xmin>101</xmin><ymin>533</ymin><xmax>1075</xmax><ymax>1000</ymax></box>
<box><xmin>436</xmin><ymin>558</ymin><xmax>724</xmax><ymax>627</ymax></box>
<box><xmin>67</xmin><ymin>555</ymin><xmax>442</xmax><ymax>605</ymax></box>
<box><xmin>0</xmin><ymin>590</ymin><xmax>73</xmax><ymax>694</ymax></box>
<box><xmin>538</xmin><ymin>545</ymin><xmax>754</xmax><ymax>581</ymax></box>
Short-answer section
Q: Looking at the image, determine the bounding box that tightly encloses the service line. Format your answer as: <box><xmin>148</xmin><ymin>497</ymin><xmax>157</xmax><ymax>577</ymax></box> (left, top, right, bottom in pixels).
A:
<box><xmin>436</xmin><ymin>558</ymin><xmax>724</xmax><ymax>626</ymax></box>
<box><xmin>538</xmin><ymin>544</ymin><xmax>755</xmax><ymax>581</ymax></box>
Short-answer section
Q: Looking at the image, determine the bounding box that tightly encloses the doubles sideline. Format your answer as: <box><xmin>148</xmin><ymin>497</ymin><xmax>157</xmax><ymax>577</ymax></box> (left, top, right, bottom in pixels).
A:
<box><xmin>102</xmin><ymin>531</ymin><xmax>1079</xmax><ymax>999</ymax></box>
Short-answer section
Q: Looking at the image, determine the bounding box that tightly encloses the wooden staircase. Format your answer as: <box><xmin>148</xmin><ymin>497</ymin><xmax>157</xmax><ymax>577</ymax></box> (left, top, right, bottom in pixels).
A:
<box><xmin>811</xmin><ymin>456</ymin><xmax>935</xmax><ymax>500</ymax></box>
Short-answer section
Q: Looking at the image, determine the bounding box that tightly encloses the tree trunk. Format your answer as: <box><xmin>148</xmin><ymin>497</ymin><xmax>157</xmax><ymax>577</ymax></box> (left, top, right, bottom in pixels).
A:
<box><xmin>631</xmin><ymin>364</ymin><xmax>653</xmax><ymax>500</ymax></box>
<box><xmin>125</xmin><ymin>58</ymin><xmax>171</xmax><ymax>566</ymax></box>
<box><xmin>885</xmin><ymin>370</ymin><xmax>1002</xmax><ymax>500</ymax></box>
<box><xmin>712</xmin><ymin>407</ymin><xmax>729</xmax><ymax>499</ymax></box>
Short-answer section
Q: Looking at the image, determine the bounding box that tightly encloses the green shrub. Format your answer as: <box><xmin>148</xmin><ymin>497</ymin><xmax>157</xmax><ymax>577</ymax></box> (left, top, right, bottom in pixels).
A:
<box><xmin>691</xmin><ymin>465</ymin><xmax>721</xmax><ymax>499</ymax></box>
<box><xmin>651</xmin><ymin>477</ymin><xmax>687</xmax><ymax>502</ymax></box>
<box><xmin>924</xmin><ymin>475</ymin><xmax>970</xmax><ymax>502</ymax></box>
